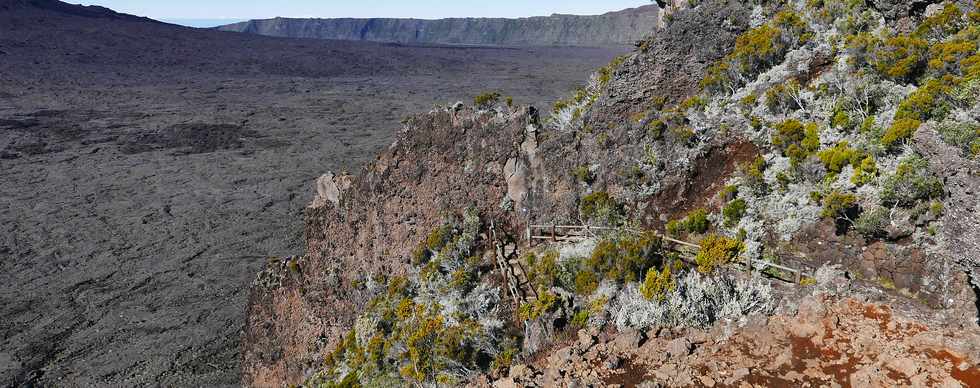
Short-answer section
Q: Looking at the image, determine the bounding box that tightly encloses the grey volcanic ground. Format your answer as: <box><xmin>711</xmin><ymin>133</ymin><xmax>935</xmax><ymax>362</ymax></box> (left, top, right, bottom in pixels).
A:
<box><xmin>0</xmin><ymin>1</ymin><xmax>628</xmax><ymax>386</ymax></box>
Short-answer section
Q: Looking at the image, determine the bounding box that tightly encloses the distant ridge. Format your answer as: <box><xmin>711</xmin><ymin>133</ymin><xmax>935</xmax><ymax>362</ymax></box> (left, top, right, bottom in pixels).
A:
<box><xmin>217</xmin><ymin>5</ymin><xmax>661</xmax><ymax>47</ymax></box>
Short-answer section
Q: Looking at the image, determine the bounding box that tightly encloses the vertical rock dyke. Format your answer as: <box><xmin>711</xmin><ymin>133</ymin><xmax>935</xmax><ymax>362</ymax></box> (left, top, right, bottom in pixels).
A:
<box><xmin>241</xmin><ymin>0</ymin><xmax>980</xmax><ymax>386</ymax></box>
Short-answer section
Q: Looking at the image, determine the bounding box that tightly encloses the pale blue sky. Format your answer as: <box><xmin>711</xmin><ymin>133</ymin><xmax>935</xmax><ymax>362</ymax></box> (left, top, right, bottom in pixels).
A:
<box><xmin>78</xmin><ymin>1</ymin><xmax>650</xmax><ymax>22</ymax></box>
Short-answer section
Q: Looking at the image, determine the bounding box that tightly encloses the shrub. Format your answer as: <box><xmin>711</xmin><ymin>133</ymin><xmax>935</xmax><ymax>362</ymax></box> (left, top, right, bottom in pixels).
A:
<box><xmin>586</xmin><ymin>232</ymin><xmax>664</xmax><ymax>285</ymax></box>
<box><xmin>574</xmin><ymin>271</ymin><xmax>599</xmax><ymax>296</ymax></box>
<box><xmin>895</xmin><ymin>77</ymin><xmax>955</xmax><ymax>122</ymax></box>
<box><xmin>915</xmin><ymin>3</ymin><xmax>965</xmax><ymax>41</ymax></box>
<box><xmin>695</xmin><ymin>234</ymin><xmax>744</xmax><ymax>274</ymax></box>
<box><xmin>741</xmin><ymin>156</ymin><xmax>768</xmax><ymax>193</ymax></box>
<box><xmin>579</xmin><ymin>191</ymin><xmax>622</xmax><ymax>225</ymax></box>
<box><xmin>774</xmin><ymin>119</ymin><xmax>820</xmax><ymax>166</ymax></box>
<box><xmin>667</xmin><ymin>208</ymin><xmax>711</xmax><ymax>235</ymax></box>
<box><xmin>474</xmin><ymin>91</ymin><xmax>501</xmax><ymax>107</ymax></box>
<box><xmin>613</xmin><ymin>271</ymin><xmax>774</xmax><ymax>330</ymax></box>
<box><xmin>525</xmin><ymin>251</ymin><xmax>560</xmax><ymax>290</ymax></box>
<box><xmin>820</xmin><ymin>190</ymin><xmax>858</xmax><ymax>219</ymax></box>
<box><xmin>881</xmin><ymin>118</ymin><xmax>920</xmax><ymax>150</ymax></box>
<box><xmin>854</xmin><ymin>206</ymin><xmax>889</xmax><ymax>238</ymax></box>
<box><xmin>851</xmin><ymin>156</ymin><xmax>878</xmax><ymax>186</ymax></box>
<box><xmin>722</xmin><ymin>199</ymin><xmax>748</xmax><ymax>227</ymax></box>
<box><xmin>640</xmin><ymin>266</ymin><xmax>675</xmax><ymax>301</ymax></box>
<box><xmin>880</xmin><ymin>156</ymin><xmax>944</xmax><ymax>207</ymax></box>
<box><xmin>817</xmin><ymin>141</ymin><xmax>862</xmax><ymax>174</ymax></box>
<box><xmin>872</xmin><ymin>33</ymin><xmax>927</xmax><ymax>82</ymax></box>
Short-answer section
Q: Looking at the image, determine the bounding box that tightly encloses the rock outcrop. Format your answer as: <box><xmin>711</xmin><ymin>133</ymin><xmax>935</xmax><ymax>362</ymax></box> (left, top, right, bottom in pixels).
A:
<box><xmin>217</xmin><ymin>5</ymin><xmax>661</xmax><ymax>47</ymax></box>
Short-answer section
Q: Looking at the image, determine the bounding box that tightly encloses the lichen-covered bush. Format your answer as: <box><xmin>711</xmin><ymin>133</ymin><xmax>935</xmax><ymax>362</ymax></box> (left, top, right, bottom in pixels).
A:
<box><xmin>854</xmin><ymin>206</ymin><xmax>889</xmax><ymax>238</ymax></box>
<box><xmin>880</xmin><ymin>155</ymin><xmax>944</xmax><ymax>207</ymax></box>
<box><xmin>613</xmin><ymin>271</ymin><xmax>774</xmax><ymax>330</ymax></box>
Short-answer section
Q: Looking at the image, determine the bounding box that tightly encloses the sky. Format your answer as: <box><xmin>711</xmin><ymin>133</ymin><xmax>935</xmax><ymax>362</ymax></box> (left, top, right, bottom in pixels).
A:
<box><xmin>78</xmin><ymin>1</ymin><xmax>651</xmax><ymax>27</ymax></box>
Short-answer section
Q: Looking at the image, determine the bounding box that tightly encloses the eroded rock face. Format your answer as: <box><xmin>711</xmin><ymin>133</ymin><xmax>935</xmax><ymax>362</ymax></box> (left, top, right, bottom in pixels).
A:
<box><xmin>241</xmin><ymin>106</ymin><xmax>550</xmax><ymax>385</ymax></box>
<box><xmin>218</xmin><ymin>6</ymin><xmax>661</xmax><ymax>47</ymax></box>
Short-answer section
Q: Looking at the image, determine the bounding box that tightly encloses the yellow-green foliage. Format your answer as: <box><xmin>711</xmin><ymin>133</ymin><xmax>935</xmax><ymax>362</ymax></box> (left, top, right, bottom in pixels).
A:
<box><xmin>741</xmin><ymin>155</ymin><xmax>767</xmax><ymax>192</ymax></box>
<box><xmin>647</xmin><ymin>119</ymin><xmax>666</xmax><ymax>140</ymax></box>
<box><xmin>915</xmin><ymin>3</ymin><xmax>965</xmax><ymax>41</ymax></box>
<box><xmin>799</xmin><ymin>277</ymin><xmax>817</xmax><ymax>286</ymax></box>
<box><xmin>881</xmin><ymin>118</ymin><xmax>921</xmax><ymax>149</ymax></box>
<box><xmin>895</xmin><ymin>77</ymin><xmax>955</xmax><ymax>122</ymax></box>
<box><xmin>597</xmin><ymin>56</ymin><xmax>626</xmax><ymax>86</ymax></box>
<box><xmin>573</xmin><ymin>165</ymin><xmax>594</xmax><ymax>184</ymax></box>
<box><xmin>695</xmin><ymin>234</ymin><xmax>744</xmax><ymax>274</ymax></box>
<box><xmin>413</xmin><ymin>225</ymin><xmax>451</xmax><ymax>265</ymax></box>
<box><xmin>851</xmin><ymin>156</ymin><xmax>879</xmax><ymax>186</ymax></box>
<box><xmin>574</xmin><ymin>270</ymin><xmax>599</xmax><ymax>295</ymax></box>
<box><xmin>579</xmin><ymin>191</ymin><xmax>622</xmax><ymax>225</ymax></box>
<box><xmin>702</xmin><ymin>11</ymin><xmax>809</xmax><ymax>93</ymax></box>
<box><xmin>474</xmin><ymin>91</ymin><xmax>501</xmax><ymax>107</ymax></box>
<box><xmin>586</xmin><ymin>231</ymin><xmax>664</xmax><ymax>285</ymax></box>
<box><xmin>873</xmin><ymin>33</ymin><xmax>927</xmax><ymax>82</ymax></box>
<box><xmin>773</xmin><ymin>119</ymin><xmax>820</xmax><ymax>166</ymax></box>
<box><xmin>640</xmin><ymin>266</ymin><xmax>676</xmax><ymax>301</ymax></box>
<box><xmin>518</xmin><ymin>287</ymin><xmax>559</xmax><ymax>321</ymax></box>
<box><xmin>817</xmin><ymin>141</ymin><xmax>862</xmax><ymax>174</ymax></box>
<box><xmin>820</xmin><ymin>190</ymin><xmax>858</xmax><ymax>219</ymax></box>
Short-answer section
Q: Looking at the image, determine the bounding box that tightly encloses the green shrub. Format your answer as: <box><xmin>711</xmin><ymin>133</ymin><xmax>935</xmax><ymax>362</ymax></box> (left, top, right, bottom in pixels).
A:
<box><xmin>722</xmin><ymin>199</ymin><xmax>748</xmax><ymax>227</ymax></box>
<box><xmin>741</xmin><ymin>156</ymin><xmax>768</xmax><ymax>193</ymax></box>
<box><xmin>667</xmin><ymin>208</ymin><xmax>711</xmax><ymax>235</ymax></box>
<box><xmin>895</xmin><ymin>77</ymin><xmax>955</xmax><ymax>122</ymax></box>
<box><xmin>474</xmin><ymin>91</ymin><xmax>501</xmax><ymax>107</ymax></box>
<box><xmin>915</xmin><ymin>3</ymin><xmax>965</xmax><ymax>41</ymax></box>
<box><xmin>881</xmin><ymin>118</ymin><xmax>921</xmax><ymax>150</ymax></box>
<box><xmin>851</xmin><ymin>156</ymin><xmax>878</xmax><ymax>186</ymax></box>
<box><xmin>773</xmin><ymin>119</ymin><xmax>820</xmax><ymax>166</ymax></box>
<box><xmin>579</xmin><ymin>191</ymin><xmax>622</xmax><ymax>225</ymax></box>
<box><xmin>820</xmin><ymin>190</ymin><xmax>858</xmax><ymax>219</ymax></box>
<box><xmin>525</xmin><ymin>251</ymin><xmax>560</xmax><ymax>290</ymax></box>
<box><xmin>574</xmin><ymin>270</ymin><xmax>599</xmax><ymax>296</ymax></box>
<box><xmin>880</xmin><ymin>156</ymin><xmax>944</xmax><ymax>207</ymax></box>
<box><xmin>817</xmin><ymin>141</ymin><xmax>862</xmax><ymax>174</ymax></box>
<box><xmin>873</xmin><ymin>33</ymin><xmax>927</xmax><ymax>82</ymax></box>
<box><xmin>585</xmin><ymin>232</ymin><xmax>664</xmax><ymax>285</ymax></box>
<box><xmin>695</xmin><ymin>234</ymin><xmax>744</xmax><ymax>274</ymax></box>
<box><xmin>854</xmin><ymin>206</ymin><xmax>889</xmax><ymax>238</ymax></box>
<box><xmin>640</xmin><ymin>266</ymin><xmax>675</xmax><ymax>301</ymax></box>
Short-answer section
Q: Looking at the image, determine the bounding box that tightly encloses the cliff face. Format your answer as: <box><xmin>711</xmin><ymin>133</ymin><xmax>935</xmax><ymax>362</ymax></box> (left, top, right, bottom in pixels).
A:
<box><xmin>217</xmin><ymin>5</ymin><xmax>661</xmax><ymax>47</ymax></box>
